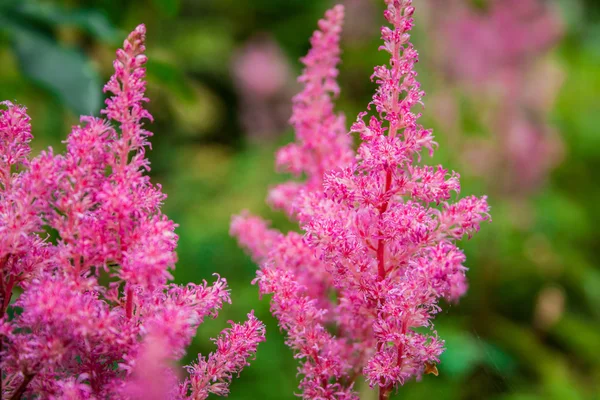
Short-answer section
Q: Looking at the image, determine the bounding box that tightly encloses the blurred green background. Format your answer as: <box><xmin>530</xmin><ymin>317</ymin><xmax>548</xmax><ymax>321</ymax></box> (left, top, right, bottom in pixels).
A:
<box><xmin>1</xmin><ymin>0</ymin><xmax>599</xmax><ymax>399</ymax></box>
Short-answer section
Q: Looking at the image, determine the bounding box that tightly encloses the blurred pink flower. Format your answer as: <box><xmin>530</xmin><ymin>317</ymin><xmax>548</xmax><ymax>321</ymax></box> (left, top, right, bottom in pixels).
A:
<box><xmin>232</xmin><ymin>35</ymin><xmax>291</xmax><ymax>98</ymax></box>
<box><xmin>431</xmin><ymin>0</ymin><xmax>563</xmax><ymax>84</ymax></box>
<box><xmin>426</xmin><ymin>0</ymin><xmax>565</xmax><ymax>192</ymax></box>
<box><xmin>232</xmin><ymin>35</ymin><xmax>294</xmax><ymax>139</ymax></box>
<box><xmin>342</xmin><ymin>0</ymin><xmax>378</xmax><ymax>42</ymax></box>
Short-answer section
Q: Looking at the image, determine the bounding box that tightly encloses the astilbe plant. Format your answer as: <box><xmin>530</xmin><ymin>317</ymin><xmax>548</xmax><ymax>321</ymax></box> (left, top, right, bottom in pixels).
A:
<box><xmin>231</xmin><ymin>1</ymin><xmax>490</xmax><ymax>399</ymax></box>
<box><xmin>0</xmin><ymin>25</ymin><xmax>265</xmax><ymax>399</ymax></box>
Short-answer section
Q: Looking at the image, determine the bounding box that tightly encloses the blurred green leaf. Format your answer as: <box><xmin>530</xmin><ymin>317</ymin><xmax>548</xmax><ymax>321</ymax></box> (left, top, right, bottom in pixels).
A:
<box><xmin>439</xmin><ymin>331</ymin><xmax>482</xmax><ymax>379</ymax></box>
<box><xmin>9</xmin><ymin>23</ymin><xmax>102</xmax><ymax>116</ymax></box>
<box><xmin>11</xmin><ymin>1</ymin><xmax>120</xmax><ymax>43</ymax></box>
<box><xmin>146</xmin><ymin>59</ymin><xmax>194</xmax><ymax>101</ymax></box>
<box><xmin>151</xmin><ymin>0</ymin><xmax>180</xmax><ymax>17</ymax></box>
<box><xmin>168</xmin><ymin>22</ymin><xmax>234</xmax><ymax>74</ymax></box>
<box><xmin>482</xmin><ymin>342</ymin><xmax>517</xmax><ymax>375</ymax></box>
<box><xmin>550</xmin><ymin>314</ymin><xmax>600</xmax><ymax>366</ymax></box>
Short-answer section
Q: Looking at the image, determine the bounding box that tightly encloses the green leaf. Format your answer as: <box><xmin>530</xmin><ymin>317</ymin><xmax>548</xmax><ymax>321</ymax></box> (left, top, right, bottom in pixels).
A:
<box><xmin>151</xmin><ymin>0</ymin><xmax>181</xmax><ymax>17</ymax></box>
<box><xmin>11</xmin><ymin>1</ymin><xmax>120</xmax><ymax>43</ymax></box>
<box><xmin>439</xmin><ymin>331</ymin><xmax>482</xmax><ymax>379</ymax></box>
<box><xmin>10</xmin><ymin>24</ymin><xmax>102</xmax><ymax>116</ymax></box>
<box><xmin>146</xmin><ymin>59</ymin><xmax>195</xmax><ymax>101</ymax></box>
<box><xmin>481</xmin><ymin>342</ymin><xmax>517</xmax><ymax>375</ymax></box>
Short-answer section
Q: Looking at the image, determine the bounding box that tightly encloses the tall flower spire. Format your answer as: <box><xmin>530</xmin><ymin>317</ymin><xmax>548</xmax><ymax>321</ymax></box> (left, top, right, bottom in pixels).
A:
<box><xmin>232</xmin><ymin>1</ymin><xmax>490</xmax><ymax>399</ymax></box>
<box><xmin>0</xmin><ymin>25</ymin><xmax>264</xmax><ymax>399</ymax></box>
<box><xmin>268</xmin><ymin>4</ymin><xmax>353</xmax><ymax>218</ymax></box>
<box><xmin>232</xmin><ymin>6</ymin><xmax>359</xmax><ymax>399</ymax></box>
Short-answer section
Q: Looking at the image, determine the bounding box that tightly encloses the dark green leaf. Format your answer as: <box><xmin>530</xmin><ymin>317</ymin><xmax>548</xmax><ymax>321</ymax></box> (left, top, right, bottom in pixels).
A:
<box><xmin>12</xmin><ymin>1</ymin><xmax>120</xmax><ymax>43</ymax></box>
<box><xmin>10</xmin><ymin>25</ymin><xmax>102</xmax><ymax>116</ymax></box>
<box><xmin>439</xmin><ymin>331</ymin><xmax>482</xmax><ymax>379</ymax></box>
<box><xmin>146</xmin><ymin>59</ymin><xmax>195</xmax><ymax>101</ymax></box>
<box><xmin>151</xmin><ymin>0</ymin><xmax>180</xmax><ymax>18</ymax></box>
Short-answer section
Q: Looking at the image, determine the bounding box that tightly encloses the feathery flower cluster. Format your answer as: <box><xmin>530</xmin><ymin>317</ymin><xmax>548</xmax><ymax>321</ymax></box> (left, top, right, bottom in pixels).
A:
<box><xmin>0</xmin><ymin>25</ymin><xmax>264</xmax><ymax>399</ymax></box>
<box><xmin>232</xmin><ymin>1</ymin><xmax>489</xmax><ymax>399</ymax></box>
<box><xmin>268</xmin><ymin>5</ymin><xmax>353</xmax><ymax>217</ymax></box>
<box><xmin>427</xmin><ymin>0</ymin><xmax>564</xmax><ymax>191</ymax></box>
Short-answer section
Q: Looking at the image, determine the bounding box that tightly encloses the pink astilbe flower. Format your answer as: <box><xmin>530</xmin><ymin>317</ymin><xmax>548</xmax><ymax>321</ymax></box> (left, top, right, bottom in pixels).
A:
<box><xmin>232</xmin><ymin>2</ymin><xmax>489</xmax><ymax>399</ymax></box>
<box><xmin>0</xmin><ymin>102</ymin><xmax>52</xmax><ymax>315</ymax></box>
<box><xmin>183</xmin><ymin>312</ymin><xmax>265</xmax><ymax>399</ymax></box>
<box><xmin>269</xmin><ymin>5</ymin><xmax>353</xmax><ymax>217</ymax></box>
<box><xmin>0</xmin><ymin>25</ymin><xmax>264</xmax><ymax>399</ymax></box>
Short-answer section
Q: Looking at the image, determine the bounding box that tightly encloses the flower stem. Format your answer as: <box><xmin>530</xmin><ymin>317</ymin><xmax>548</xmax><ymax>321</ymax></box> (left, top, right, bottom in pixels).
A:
<box><xmin>0</xmin><ymin>255</ymin><xmax>12</xmax><ymax>318</ymax></box>
<box><xmin>9</xmin><ymin>373</ymin><xmax>34</xmax><ymax>400</ymax></box>
<box><xmin>379</xmin><ymin>386</ymin><xmax>391</xmax><ymax>400</ymax></box>
<box><xmin>377</xmin><ymin>169</ymin><xmax>393</xmax><ymax>280</ymax></box>
<box><xmin>126</xmin><ymin>288</ymin><xmax>134</xmax><ymax>319</ymax></box>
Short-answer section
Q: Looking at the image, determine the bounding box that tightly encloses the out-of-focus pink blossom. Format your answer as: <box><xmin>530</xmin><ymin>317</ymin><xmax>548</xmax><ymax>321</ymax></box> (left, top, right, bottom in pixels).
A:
<box><xmin>232</xmin><ymin>35</ymin><xmax>294</xmax><ymax>139</ymax></box>
<box><xmin>0</xmin><ymin>25</ymin><xmax>264</xmax><ymax>399</ymax></box>
<box><xmin>430</xmin><ymin>0</ymin><xmax>562</xmax><ymax>85</ymax></box>
<box><xmin>233</xmin><ymin>36</ymin><xmax>291</xmax><ymax>98</ymax></box>
<box><xmin>232</xmin><ymin>2</ymin><xmax>489</xmax><ymax>399</ymax></box>
<box><xmin>426</xmin><ymin>0</ymin><xmax>565</xmax><ymax>192</ymax></box>
<box><xmin>342</xmin><ymin>0</ymin><xmax>377</xmax><ymax>43</ymax></box>
<box><xmin>122</xmin><ymin>334</ymin><xmax>180</xmax><ymax>400</ymax></box>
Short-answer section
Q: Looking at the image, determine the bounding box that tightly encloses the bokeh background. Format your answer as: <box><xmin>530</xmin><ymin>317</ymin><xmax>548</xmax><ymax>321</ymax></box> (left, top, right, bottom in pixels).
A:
<box><xmin>1</xmin><ymin>0</ymin><xmax>599</xmax><ymax>399</ymax></box>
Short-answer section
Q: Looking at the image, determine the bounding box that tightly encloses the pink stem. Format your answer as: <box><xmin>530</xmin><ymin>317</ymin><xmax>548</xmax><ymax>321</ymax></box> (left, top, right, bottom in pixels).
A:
<box><xmin>9</xmin><ymin>373</ymin><xmax>35</xmax><ymax>400</ymax></box>
<box><xmin>376</xmin><ymin>169</ymin><xmax>393</xmax><ymax>280</ymax></box>
<box><xmin>125</xmin><ymin>288</ymin><xmax>134</xmax><ymax>319</ymax></box>
<box><xmin>379</xmin><ymin>386</ymin><xmax>391</xmax><ymax>400</ymax></box>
